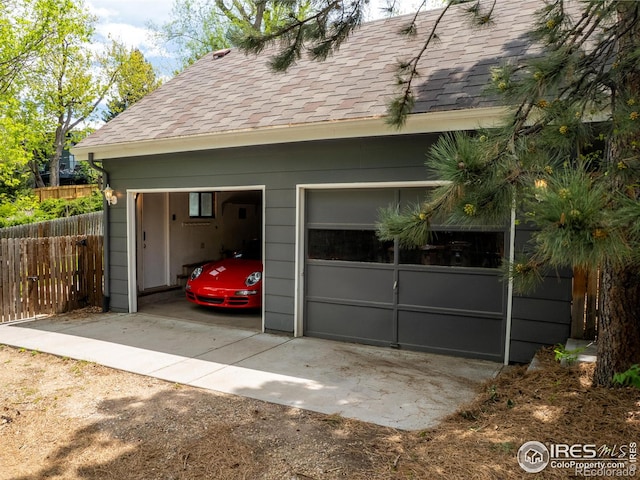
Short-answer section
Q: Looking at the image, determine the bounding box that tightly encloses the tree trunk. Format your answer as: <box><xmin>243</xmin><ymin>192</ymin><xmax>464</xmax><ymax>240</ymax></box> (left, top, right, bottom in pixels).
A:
<box><xmin>49</xmin><ymin>126</ymin><xmax>65</xmax><ymax>187</ymax></box>
<box><xmin>593</xmin><ymin>262</ymin><xmax>640</xmax><ymax>387</ymax></box>
<box><xmin>29</xmin><ymin>159</ymin><xmax>46</xmax><ymax>188</ymax></box>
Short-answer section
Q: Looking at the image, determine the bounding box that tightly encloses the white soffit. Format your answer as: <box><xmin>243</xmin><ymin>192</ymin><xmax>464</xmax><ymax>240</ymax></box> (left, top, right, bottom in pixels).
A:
<box><xmin>72</xmin><ymin>107</ymin><xmax>508</xmax><ymax>161</ymax></box>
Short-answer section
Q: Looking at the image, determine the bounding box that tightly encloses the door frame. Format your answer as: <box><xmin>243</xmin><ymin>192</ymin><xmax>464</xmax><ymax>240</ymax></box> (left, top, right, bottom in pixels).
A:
<box><xmin>126</xmin><ymin>186</ymin><xmax>266</xmax><ymax>322</ymax></box>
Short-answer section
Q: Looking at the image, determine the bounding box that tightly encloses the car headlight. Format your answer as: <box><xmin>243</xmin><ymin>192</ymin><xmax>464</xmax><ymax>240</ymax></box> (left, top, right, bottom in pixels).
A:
<box><xmin>235</xmin><ymin>290</ymin><xmax>259</xmax><ymax>296</ymax></box>
<box><xmin>190</xmin><ymin>266</ymin><xmax>203</xmax><ymax>280</ymax></box>
<box><xmin>245</xmin><ymin>271</ymin><xmax>262</xmax><ymax>286</ymax></box>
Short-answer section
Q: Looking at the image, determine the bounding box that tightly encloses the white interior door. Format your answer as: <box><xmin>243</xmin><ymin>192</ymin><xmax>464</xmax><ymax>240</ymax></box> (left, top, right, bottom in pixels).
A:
<box><xmin>140</xmin><ymin>192</ymin><xmax>169</xmax><ymax>290</ymax></box>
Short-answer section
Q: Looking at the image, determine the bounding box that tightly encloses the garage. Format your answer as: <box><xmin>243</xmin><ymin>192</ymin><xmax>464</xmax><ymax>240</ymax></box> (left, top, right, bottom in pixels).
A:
<box><xmin>132</xmin><ymin>188</ymin><xmax>263</xmax><ymax>329</ymax></box>
<box><xmin>72</xmin><ymin>4</ymin><xmax>574</xmax><ymax>364</ymax></box>
<box><xmin>303</xmin><ymin>187</ymin><xmax>507</xmax><ymax>361</ymax></box>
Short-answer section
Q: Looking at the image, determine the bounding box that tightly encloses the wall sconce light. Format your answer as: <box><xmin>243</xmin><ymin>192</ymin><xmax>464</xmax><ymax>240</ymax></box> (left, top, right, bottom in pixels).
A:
<box><xmin>103</xmin><ymin>184</ymin><xmax>118</xmax><ymax>206</ymax></box>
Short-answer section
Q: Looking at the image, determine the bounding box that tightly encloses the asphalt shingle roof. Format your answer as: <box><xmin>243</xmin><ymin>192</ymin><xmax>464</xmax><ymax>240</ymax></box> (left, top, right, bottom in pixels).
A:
<box><xmin>77</xmin><ymin>0</ymin><xmax>539</xmax><ymax>150</ymax></box>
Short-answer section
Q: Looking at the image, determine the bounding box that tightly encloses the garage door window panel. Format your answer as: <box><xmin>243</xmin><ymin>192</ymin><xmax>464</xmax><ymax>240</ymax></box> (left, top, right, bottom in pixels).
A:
<box><xmin>399</xmin><ymin>230</ymin><xmax>504</xmax><ymax>268</ymax></box>
<box><xmin>307</xmin><ymin>229</ymin><xmax>394</xmax><ymax>263</ymax></box>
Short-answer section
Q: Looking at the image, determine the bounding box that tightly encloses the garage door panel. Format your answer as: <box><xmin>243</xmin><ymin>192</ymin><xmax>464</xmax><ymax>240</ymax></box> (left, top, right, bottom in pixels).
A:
<box><xmin>304</xmin><ymin>187</ymin><xmax>507</xmax><ymax>361</ymax></box>
<box><xmin>306</xmin><ymin>263</ymin><xmax>394</xmax><ymax>304</ymax></box>
<box><xmin>398</xmin><ymin>311</ymin><xmax>503</xmax><ymax>359</ymax></box>
<box><xmin>305</xmin><ymin>301</ymin><xmax>393</xmax><ymax>344</ymax></box>
<box><xmin>307</xmin><ymin>189</ymin><xmax>395</xmax><ymax>225</ymax></box>
<box><xmin>398</xmin><ymin>269</ymin><xmax>504</xmax><ymax>313</ymax></box>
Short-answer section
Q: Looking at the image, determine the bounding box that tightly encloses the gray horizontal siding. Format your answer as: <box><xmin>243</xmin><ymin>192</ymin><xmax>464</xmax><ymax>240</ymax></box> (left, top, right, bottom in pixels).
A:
<box><xmin>102</xmin><ymin>133</ymin><xmax>439</xmax><ymax>328</ymax></box>
<box><xmin>266</xmin><ymin>188</ymin><xmax>295</xmax><ymax>208</ymax></box>
<box><xmin>265</xmin><ymin>225</ymin><xmax>295</xmax><ymax>246</ymax></box>
<box><xmin>266</xmin><ymin>260</ymin><xmax>295</xmax><ymax>279</ymax></box>
<box><xmin>509</xmin><ymin>226</ymin><xmax>572</xmax><ymax>363</ymax></box>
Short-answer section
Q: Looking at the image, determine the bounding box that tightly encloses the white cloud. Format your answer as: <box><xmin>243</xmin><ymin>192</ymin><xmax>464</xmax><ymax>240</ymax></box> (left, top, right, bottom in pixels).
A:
<box><xmin>85</xmin><ymin>0</ymin><xmax>436</xmax><ymax>73</ymax></box>
<box><xmin>87</xmin><ymin>0</ymin><xmax>174</xmax><ymax>28</ymax></box>
<box><xmin>87</xmin><ymin>4</ymin><xmax>118</xmax><ymax>21</ymax></box>
<box><xmin>86</xmin><ymin>0</ymin><xmax>176</xmax><ymax>62</ymax></box>
<box><xmin>94</xmin><ymin>22</ymin><xmax>171</xmax><ymax>59</ymax></box>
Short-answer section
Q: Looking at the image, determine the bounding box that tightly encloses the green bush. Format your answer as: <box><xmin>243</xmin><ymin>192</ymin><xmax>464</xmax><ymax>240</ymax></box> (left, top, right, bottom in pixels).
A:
<box><xmin>0</xmin><ymin>190</ymin><xmax>103</xmax><ymax>228</ymax></box>
<box><xmin>613</xmin><ymin>365</ymin><xmax>640</xmax><ymax>389</ymax></box>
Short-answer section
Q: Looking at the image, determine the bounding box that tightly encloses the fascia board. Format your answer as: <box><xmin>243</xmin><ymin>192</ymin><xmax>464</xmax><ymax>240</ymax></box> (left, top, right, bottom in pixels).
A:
<box><xmin>72</xmin><ymin>107</ymin><xmax>509</xmax><ymax>161</ymax></box>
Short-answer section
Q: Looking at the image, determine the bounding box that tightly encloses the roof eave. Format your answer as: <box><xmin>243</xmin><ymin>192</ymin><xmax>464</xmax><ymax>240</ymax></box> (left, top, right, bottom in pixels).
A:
<box><xmin>72</xmin><ymin>106</ymin><xmax>509</xmax><ymax>161</ymax></box>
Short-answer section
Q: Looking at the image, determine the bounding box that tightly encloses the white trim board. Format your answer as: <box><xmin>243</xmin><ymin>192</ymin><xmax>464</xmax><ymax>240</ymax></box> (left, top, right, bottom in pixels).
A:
<box><xmin>73</xmin><ymin>107</ymin><xmax>508</xmax><ymax>161</ymax></box>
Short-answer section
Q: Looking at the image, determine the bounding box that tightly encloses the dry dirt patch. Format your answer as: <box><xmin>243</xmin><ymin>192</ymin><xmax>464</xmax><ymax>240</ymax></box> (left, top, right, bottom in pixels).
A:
<box><xmin>1</xmin><ymin>341</ymin><xmax>638</xmax><ymax>479</ymax></box>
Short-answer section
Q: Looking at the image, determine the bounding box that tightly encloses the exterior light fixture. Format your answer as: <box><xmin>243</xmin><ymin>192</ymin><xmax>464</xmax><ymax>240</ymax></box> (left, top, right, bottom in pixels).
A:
<box><xmin>103</xmin><ymin>184</ymin><xmax>117</xmax><ymax>206</ymax></box>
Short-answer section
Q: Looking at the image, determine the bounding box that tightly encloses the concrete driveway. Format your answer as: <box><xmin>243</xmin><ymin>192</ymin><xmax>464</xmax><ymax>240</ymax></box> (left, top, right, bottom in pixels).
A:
<box><xmin>0</xmin><ymin>311</ymin><xmax>502</xmax><ymax>430</ymax></box>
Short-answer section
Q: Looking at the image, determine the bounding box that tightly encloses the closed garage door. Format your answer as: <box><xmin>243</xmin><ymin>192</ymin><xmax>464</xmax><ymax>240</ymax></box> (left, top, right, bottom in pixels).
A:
<box><xmin>304</xmin><ymin>187</ymin><xmax>507</xmax><ymax>361</ymax></box>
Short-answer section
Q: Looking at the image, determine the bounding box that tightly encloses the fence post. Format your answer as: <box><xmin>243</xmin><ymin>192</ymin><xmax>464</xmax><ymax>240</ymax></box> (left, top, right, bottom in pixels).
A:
<box><xmin>584</xmin><ymin>269</ymin><xmax>599</xmax><ymax>339</ymax></box>
<box><xmin>571</xmin><ymin>267</ymin><xmax>587</xmax><ymax>339</ymax></box>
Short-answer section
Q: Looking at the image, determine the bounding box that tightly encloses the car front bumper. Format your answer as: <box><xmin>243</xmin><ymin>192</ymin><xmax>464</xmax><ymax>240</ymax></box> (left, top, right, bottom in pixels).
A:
<box><xmin>185</xmin><ymin>286</ymin><xmax>261</xmax><ymax>308</ymax></box>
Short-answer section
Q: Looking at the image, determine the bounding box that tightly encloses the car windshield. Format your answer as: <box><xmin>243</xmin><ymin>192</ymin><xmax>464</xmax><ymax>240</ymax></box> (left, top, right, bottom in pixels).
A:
<box><xmin>234</xmin><ymin>239</ymin><xmax>261</xmax><ymax>260</ymax></box>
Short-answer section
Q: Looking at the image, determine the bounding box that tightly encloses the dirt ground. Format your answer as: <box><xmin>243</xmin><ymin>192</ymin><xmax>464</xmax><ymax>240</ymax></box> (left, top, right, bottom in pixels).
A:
<box><xmin>1</xmin><ymin>339</ymin><xmax>638</xmax><ymax>480</ymax></box>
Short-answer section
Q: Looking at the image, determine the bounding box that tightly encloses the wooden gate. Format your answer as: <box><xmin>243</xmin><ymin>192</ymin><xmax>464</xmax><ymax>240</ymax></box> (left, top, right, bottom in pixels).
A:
<box><xmin>0</xmin><ymin>235</ymin><xmax>103</xmax><ymax>323</ymax></box>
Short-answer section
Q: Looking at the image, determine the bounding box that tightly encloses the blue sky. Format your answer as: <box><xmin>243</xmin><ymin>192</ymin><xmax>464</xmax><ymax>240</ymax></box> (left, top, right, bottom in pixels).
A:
<box><xmin>86</xmin><ymin>0</ymin><xmax>439</xmax><ymax>75</ymax></box>
<box><xmin>87</xmin><ymin>0</ymin><xmax>176</xmax><ymax>73</ymax></box>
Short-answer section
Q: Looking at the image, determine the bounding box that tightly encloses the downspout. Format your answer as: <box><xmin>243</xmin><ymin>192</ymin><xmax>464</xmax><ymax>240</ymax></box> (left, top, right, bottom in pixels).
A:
<box><xmin>88</xmin><ymin>152</ymin><xmax>110</xmax><ymax>312</ymax></box>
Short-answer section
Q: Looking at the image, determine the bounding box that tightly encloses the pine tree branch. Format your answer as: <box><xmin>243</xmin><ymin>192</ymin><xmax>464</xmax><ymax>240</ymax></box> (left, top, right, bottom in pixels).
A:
<box><xmin>386</xmin><ymin>1</ymin><xmax>458</xmax><ymax>128</ymax></box>
<box><xmin>387</xmin><ymin>0</ymin><xmax>497</xmax><ymax>128</ymax></box>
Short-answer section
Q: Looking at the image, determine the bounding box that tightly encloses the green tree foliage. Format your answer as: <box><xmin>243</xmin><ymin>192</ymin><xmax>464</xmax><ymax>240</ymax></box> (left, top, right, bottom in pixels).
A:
<box><xmin>152</xmin><ymin>0</ymin><xmax>311</xmax><ymax>72</ymax></box>
<box><xmin>233</xmin><ymin>0</ymin><xmax>640</xmax><ymax>386</ymax></box>
<box><xmin>0</xmin><ymin>190</ymin><xmax>102</xmax><ymax>228</ymax></box>
<box><xmin>384</xmin><ymin>1</ymin><xmax>640</xmax><ymax>387</ymax></box>
<box><xmin>1</xmin><ymin>0</ymin><xmax>135</xmax><ymax>190</ymax></box>
<box><xmin>103</xmin><ymin>48</ymin><xmax>162</xmax><ymax>122</ymax></box>
<box><xmin>0</xmin><ymin>0</ymin><xmax>63</xmax><ymax>194</ymax></box>
<box><xmin>26</xmin><ymin>0</ymin><xmax>125</xmax><ymax>187</ymax></box>
<box><xmin>151</xmin><ymin>0</ymin><xmax>229</xmax><ymax>70</ymax></box>
<box><xmin>0</xmin><ymin>0</ymin><xmax>60</xmax><ymax>94</ymax></box>
<box><xmin>230</xmin><ymin>0</ymin><xmax>363</xmax><ymax>71</ymax></box>
<box><xmin>0</xmin><ymin>98</ymin><xmax>37</xmax><ymax>195</ymax></box>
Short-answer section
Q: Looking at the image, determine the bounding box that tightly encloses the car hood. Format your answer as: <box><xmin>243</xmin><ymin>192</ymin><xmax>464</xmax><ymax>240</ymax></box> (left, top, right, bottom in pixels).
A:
<box><xmin>197</xmin><ymin>258</ymin><xmax>262</xmax><ymax>285</ymax></box>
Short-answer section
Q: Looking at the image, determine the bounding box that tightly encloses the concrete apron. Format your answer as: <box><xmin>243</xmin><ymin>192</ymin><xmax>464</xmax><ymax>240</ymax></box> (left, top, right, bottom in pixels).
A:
<box><xmin>0</xmin><ymin>313</ymin><xmax>502</xmax><ymax>430</ymax></box>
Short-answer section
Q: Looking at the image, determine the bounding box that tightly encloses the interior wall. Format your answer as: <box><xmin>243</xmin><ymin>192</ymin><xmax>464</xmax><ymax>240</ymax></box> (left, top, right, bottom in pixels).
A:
<box><xmin>169</xmin><ymin>192</ymin><xmax>221</xmax><ymax>284</ymax></box>
<box><xmin>168</xmin><ymin>191</ymin><xmax>262</xmax><ymax>286</ymax></box>
<box><xmin>219</xmin><ymin>195</ymin><xmax>262</xmax><ymax>254</ymax></box>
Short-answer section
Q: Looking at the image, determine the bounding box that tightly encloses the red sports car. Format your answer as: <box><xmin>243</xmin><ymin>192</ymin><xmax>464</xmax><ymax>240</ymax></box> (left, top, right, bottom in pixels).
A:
<box><xmin>185</xmin><ymin>257</ymin><xmax>263</xmax><ymax>309</ymax></box>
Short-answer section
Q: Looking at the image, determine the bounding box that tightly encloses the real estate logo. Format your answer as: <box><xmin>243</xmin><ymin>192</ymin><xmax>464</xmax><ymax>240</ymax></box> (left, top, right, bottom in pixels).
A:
<box><xmin>518</xmin><ymin>441</ymin><xmax>637</xmax><ymax>476</ymax></box>
<box><xmin>518</xmin><ymin>441</ymin><xmax>550</xmax><ymax>473</ymax></box>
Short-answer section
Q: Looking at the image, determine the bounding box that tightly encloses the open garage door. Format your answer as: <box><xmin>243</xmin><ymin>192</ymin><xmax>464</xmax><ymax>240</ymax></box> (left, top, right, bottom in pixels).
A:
<box><xmin>303</xmin><ymin>187</ymin><xmax>507</xmax><ymax>361</ymax></box>
<box><xmin>134</xmin><ymin>188</ymin><xmax>263</xmax><ymax>330</ymax></box>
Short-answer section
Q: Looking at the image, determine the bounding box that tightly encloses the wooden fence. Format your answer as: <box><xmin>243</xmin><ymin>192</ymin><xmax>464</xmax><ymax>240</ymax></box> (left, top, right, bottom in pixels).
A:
<box><xmin>34</xmin><ymin>184</ymin><xmax>98</xmax><ymax>202</ymax></box>
<box><xmin>0</xmin><ymin>235</ymin><xmax>103</xmax><ymax>323</ymax></box>
<box><xmin>571</xmin><ymin>267</ymin><xmax>599</xmax><ymax>340</ymax></box>
<box><xmin>0</xmin><ymin>212</ymin><xmax>103</xmax><ymax>239</ymax></box>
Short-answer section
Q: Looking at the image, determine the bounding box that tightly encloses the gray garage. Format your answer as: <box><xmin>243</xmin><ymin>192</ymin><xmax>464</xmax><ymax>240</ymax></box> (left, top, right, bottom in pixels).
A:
<box><xmin>73</xmin><ymin>2</ymin><xmax>572</xmax><ymax>364</ymax></box>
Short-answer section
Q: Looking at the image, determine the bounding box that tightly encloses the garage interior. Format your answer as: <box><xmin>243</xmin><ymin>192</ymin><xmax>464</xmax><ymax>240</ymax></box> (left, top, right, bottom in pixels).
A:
<box><xmin>135</xmin><ymin>189</ymin><xmax>263</xmax><ymax>331</ymax></box>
